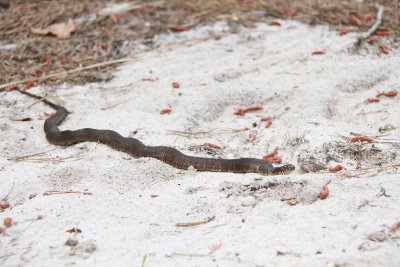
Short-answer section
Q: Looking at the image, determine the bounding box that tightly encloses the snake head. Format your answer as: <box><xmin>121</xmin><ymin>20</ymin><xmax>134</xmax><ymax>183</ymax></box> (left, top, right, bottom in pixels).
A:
<box><xmin>259</xmin><ymin>163</ymin><xmax>295</xmax><ymax>176</ymax></box>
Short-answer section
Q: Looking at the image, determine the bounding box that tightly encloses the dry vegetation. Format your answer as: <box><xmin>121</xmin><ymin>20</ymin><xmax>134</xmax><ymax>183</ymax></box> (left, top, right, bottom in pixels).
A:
<box><xmin>0</xmin><ymin>0</ymin><xmax>398</xmax><ymax>89</ymax></box>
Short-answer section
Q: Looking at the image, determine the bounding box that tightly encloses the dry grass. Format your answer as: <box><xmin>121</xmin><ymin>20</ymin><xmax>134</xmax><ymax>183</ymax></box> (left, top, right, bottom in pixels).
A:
<box><xmin>0</xmin><ymin>0</ymin><xmax>398</xmax><ymax>90</ymax></box>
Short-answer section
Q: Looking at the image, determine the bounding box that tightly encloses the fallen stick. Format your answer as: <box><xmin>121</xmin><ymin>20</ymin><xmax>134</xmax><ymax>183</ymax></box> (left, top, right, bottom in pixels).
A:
<box><xmin>357</xmin><ymin>5</ymin><xmax>384</xmax><ymax>44</ymax></box>
<box><xmin>0</xmin><ymin>36</ymin><xmax>211</xmax><ymax>91</ymax></box>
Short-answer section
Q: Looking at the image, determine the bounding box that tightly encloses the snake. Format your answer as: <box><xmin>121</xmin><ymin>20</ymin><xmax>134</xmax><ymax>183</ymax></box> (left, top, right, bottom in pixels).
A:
<box><xmin>20</xmin><ymin>90</ymin><xmax>295</xmax><ymax>176</ymax></box>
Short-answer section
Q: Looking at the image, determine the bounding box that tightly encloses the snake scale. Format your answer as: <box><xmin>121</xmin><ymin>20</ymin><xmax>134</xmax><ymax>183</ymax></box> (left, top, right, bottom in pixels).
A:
<box><xmin>21</xmin><ymin>90</ymin><xmax>295</xmax><ymax>176</ymax></box>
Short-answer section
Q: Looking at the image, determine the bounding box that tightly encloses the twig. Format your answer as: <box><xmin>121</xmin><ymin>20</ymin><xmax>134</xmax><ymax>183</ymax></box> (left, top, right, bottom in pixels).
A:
<box><xmin>0</xmin><ymin>36</ymin><xmax>213</xmax><ymax>91</ymax></box>
<box><xmin>43</xmin><ymin>190</ymin><xmax>92</xmax><ymax>196</ymax></box>
<box><xmin>342</xmin><ymin>164</ymin><xmax>400</xmax><ymax>178</ymax></box>
<box><xmin>318</xmin><ymin>163</ymin><xmax>400</xmax><ymax>176</ymax></box>
<box><xmin>277</xmin><ymin>251</ymin><xmax>302</xmax><ymax>257</ymax></box>
<box><xmin>335</xmin><ymin>132</ymin><xmax>391</xmax><ymax>141</ymax></box>
<box><xmin>176</xmin><ymin>215</ymin><xmax>215</xmax><ymax>227</ymax></box>
<box><xmin>14</xmin><ymin>155</ymin><xmax>84</xmax><ymax>162</ymax></box>
<box><xmin>357</xmin><ymin>5</ymin><xmax>384</xmax><ymax>43</ymax></box>
<box><xmin>25</xmin><ymin>95</ymin><xmax>48</xmax><ymax>109</ymax></box>
<box><xmin>357</xmin><ymin>108</ymin><xmax>387</xmax><ymax>116</ymax></box>
<box><xmin>1</xmin><ymin>182</ymin><xmax>15</xmax><ymax>202</ymax></box>
<box><xmin>9</xmin><ymin>151</ymin><xmax>85</xmax><ymax>162</ymax></box>
<box><xmin>100</xmin><ymin>98</ymin><xmax>131</xmax><ymax>111</ymax></box>
<box><xmin>16</xmin><ymin>89</ymin><xmax>65</xmax><ymax>111</ymax></box>
<box><xmin>0</xmin><ymin>56</ymin><xmax>141</xmax><ymax>91</ymax></box>
<box><xmin>7</xmin><ymin>148</ymin><xmax>56</xmax><ymax>161</ymax></box>
<box><xmin>171</xmin><ymin>253</ymin><xmax>211</xmax><ymax>258</ymax></box>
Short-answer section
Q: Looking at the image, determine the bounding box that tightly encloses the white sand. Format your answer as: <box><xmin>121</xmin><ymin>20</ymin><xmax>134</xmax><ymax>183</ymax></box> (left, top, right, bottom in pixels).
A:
<box><xmin>1</xmin><ymin>19</ymin><xmax>399</xmax><ymax>266</ymax></box>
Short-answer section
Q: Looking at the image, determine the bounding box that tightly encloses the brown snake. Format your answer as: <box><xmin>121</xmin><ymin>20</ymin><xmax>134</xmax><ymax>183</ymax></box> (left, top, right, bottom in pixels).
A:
<box><xmin>20</xmin><ymin>90</ymin><xmax>295</xmax><ymax>176</ymax></box>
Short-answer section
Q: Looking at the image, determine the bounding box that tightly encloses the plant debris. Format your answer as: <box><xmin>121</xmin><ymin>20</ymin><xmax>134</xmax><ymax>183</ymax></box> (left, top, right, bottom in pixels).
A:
<box><xmin>30</xmin><ymin>18</ymin><xmax>75</xmax><ymax>38</ymax></box>
<box><xmin>1</xmin><ymin>0</ymin><xmax>398</xmax><ymax>90</ymax></box>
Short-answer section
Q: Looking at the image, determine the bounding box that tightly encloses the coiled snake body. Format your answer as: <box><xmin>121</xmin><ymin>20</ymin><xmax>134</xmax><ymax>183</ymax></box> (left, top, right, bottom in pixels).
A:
<box><xmin>43</xmin><ymin>105</ymin><xmax>294</xmax><ymax>176</ymax></box>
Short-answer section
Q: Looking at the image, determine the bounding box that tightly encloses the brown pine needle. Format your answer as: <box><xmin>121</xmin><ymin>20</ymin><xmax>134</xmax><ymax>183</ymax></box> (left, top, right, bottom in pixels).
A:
<box><xmin>176</xmin><ymin>215</ymin><xmax>215</xmax><ymax>227</ymax></box>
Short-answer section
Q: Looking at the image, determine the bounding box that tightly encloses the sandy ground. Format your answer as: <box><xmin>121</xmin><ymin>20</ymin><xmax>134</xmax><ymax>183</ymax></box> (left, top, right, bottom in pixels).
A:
<box><xmin>1</xmin><ymin>19</ymin><xmax>400</xmax><ymax>266</ymax></box>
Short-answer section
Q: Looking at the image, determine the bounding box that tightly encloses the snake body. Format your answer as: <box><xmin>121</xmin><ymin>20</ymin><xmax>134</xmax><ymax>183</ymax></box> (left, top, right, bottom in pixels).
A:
<box><xmin>44</xmin><ymin>107</ymin><xmax>295</xmax><ymax>176</ymax></box>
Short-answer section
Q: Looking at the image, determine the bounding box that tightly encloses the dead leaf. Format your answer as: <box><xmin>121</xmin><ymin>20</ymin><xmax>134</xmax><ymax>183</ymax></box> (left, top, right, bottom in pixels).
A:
<box><xmin>31</xmin><ymin>19</ymin><xmax>75</xmax><ymax>39</ymax></box>
<box><xmin>10</xmin><ymin>115</ymin><xmax>31</xmax><ymax>121</ymax></box>
<box><xmin>368</xmin><ymin>231</ymin><xmax>386</xmax><ymax>242</ymax></box>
